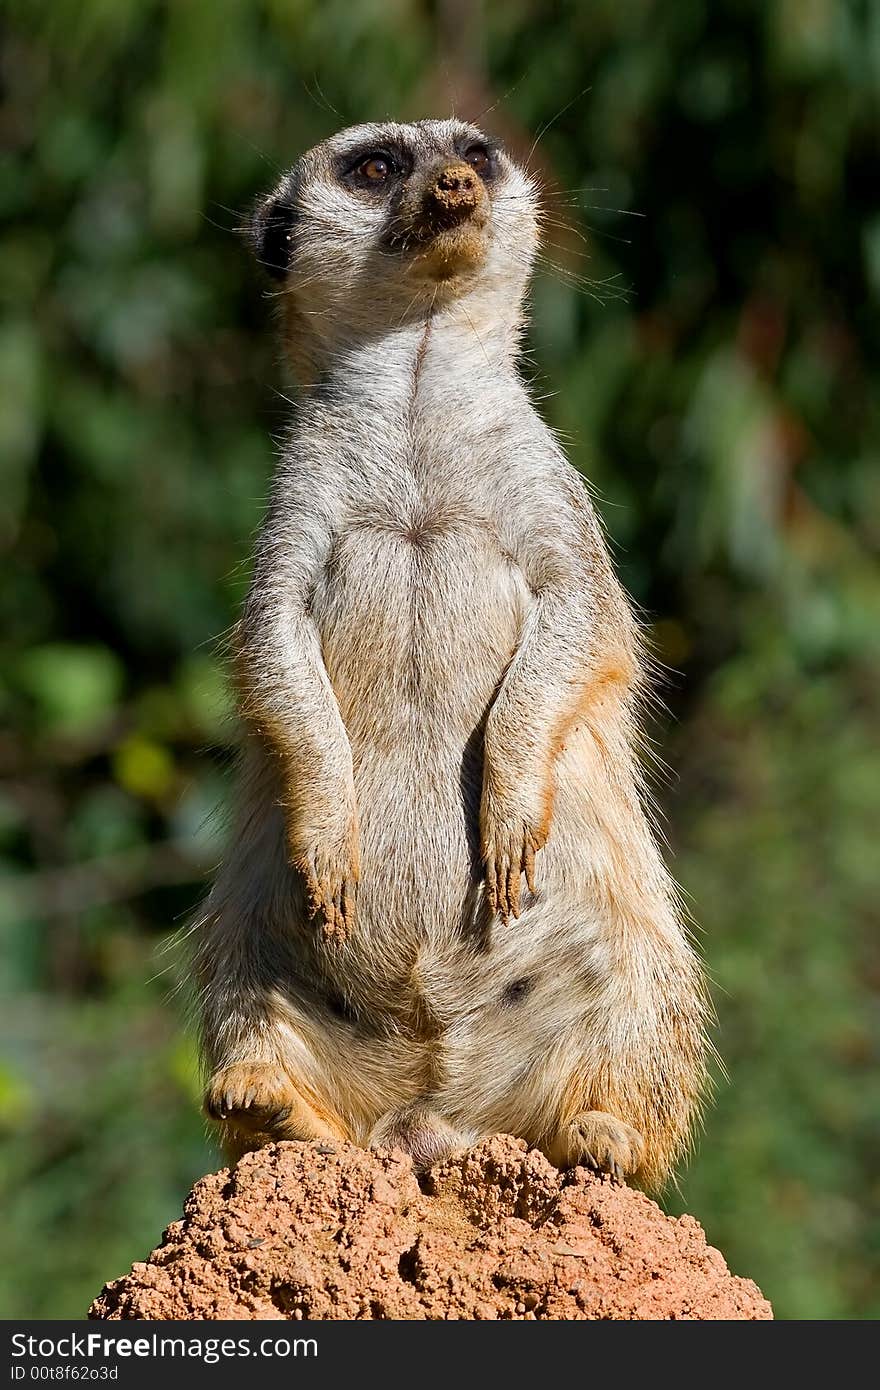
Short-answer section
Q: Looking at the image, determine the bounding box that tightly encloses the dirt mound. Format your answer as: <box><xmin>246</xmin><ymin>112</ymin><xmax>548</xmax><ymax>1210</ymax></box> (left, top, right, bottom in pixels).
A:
<box><xmin>89</xmin><ymin>1136</ymin><xmax>771</xmax><ymax>1320</ymax></box>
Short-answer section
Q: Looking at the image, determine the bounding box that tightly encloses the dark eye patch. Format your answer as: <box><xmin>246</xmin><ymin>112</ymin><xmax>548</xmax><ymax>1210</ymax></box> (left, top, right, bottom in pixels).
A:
<box><xmin>338</xmin><ymin>145</ymin><xmax>412</xmax><ymax>191</ymax></box>
<box><xmin>501</xmin><ymin>976</ymin><xmax>533</xmax><ymax>1006</ymax></box>
<box><xmin>455</xmin><ymin>135</ymin><xmax>499</xmax><ymax>180</ymax></box>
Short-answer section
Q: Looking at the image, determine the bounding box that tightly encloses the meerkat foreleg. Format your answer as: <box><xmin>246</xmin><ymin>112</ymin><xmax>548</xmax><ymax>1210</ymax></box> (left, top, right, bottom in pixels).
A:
<box><xmin>481</xmin><ymin>584</ymin><xmax>619</xmax><ymax>921</ymax></box>
<box><xmin>236</xmin><ymin>527</ymin><xmax>359</xmax><ymax>938</ymax></box>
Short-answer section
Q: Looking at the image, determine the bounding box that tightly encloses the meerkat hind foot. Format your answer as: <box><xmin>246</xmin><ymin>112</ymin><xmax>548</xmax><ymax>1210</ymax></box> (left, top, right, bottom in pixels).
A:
<box><xmin>547</xmin><ymin>1110</ymin><xmax>645</xmax><ymax>1183</ymax></box>
<box><xmin>204</xmin><ymin>1062</ymin><xmax>343</xmax><ymax>1142</ymax></box>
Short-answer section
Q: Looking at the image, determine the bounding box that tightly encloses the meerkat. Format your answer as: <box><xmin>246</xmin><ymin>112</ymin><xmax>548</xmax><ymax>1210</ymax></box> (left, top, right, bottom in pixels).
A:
<box><xmin>195</xmin><ymin>118</ymin><xmax>709</xmax><ymax>1191</ymax></box>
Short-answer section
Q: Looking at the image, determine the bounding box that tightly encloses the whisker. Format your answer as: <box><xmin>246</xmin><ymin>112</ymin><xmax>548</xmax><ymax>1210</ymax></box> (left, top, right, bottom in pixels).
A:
<box><xmin>526</xmin><ymin>87</ymin><xmax>593</xmax><ymax>169</ymax></box>
<box><xmin>459</xmin><ymin>302</ymin><xmax>491</xmax><ymax>368</ymax></box>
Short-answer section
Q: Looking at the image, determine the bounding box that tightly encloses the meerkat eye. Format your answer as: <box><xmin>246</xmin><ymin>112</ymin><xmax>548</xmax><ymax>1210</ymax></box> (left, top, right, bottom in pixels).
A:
<box><xmin>357</xmin><ymin>154</ymin><xmax>393</xmax><ymax>182</ymax></box>
<box><xmin>463</xmin><ymin>143</ymin><xmax>491</xmax><ymax>177</ymax></box>
<box><xmin>340</xmin><ymin>147</ymin><xmax>410</xmax><ymax>192</ymax></box>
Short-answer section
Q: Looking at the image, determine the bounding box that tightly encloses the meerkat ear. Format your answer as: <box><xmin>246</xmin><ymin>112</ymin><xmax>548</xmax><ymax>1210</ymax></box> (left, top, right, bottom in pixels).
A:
<box><xmin>248</xmin><ymin>181</ymin><xmax>298</xmax><ymax>280</ymax></box>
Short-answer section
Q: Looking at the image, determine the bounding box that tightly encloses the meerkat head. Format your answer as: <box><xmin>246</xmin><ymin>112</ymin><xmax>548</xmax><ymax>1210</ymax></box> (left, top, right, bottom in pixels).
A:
<box><xmin>249</xmin><ymin>118</ymin><xmax>539</xmax><ymax>375</ymax></box>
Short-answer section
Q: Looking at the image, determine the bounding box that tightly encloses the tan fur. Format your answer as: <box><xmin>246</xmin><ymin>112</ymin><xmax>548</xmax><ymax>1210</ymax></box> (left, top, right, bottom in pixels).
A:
<box><xmin>194</xmin><ymin>119</ymin><xmax>710</xmax><ymax>1191</ymax></box>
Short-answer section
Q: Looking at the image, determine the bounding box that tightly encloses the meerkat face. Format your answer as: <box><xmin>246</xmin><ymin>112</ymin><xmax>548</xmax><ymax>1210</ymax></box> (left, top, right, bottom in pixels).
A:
<box><xmin>249</xmin><ymin>118</ymin><xmax>539</xmax><ymax>360</ymax></box>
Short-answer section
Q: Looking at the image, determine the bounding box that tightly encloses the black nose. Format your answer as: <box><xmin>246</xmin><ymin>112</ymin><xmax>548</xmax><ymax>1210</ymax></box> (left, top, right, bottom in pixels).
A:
<box><xmin>434</xmin><ymin>167</ymin><xmax>478</xmax><ymax>196</ymax></box>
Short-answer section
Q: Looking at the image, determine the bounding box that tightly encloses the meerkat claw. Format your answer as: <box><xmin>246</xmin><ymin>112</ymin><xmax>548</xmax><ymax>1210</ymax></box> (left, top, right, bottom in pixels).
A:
<box><xmin>524</xmin><ymin>842</ymin><xmax>536</xmax><ymax>895</ymax></box>
<box><xmin>205</xmin><ymin>1064</ymin><xmax>296</xmax><ymax>1133</ymax></box>
<box><xmin>548</xmin><ymin>1111</ymin><xmax>645</xmax><ymax>1181</ymax></box>
<box><xmin>303</xmin><ymin>866</ymin><xmax>357</xmax><ymax>940</ymax></box>
<box><xmin>484</xmin><ymin>827</ymin><xmax>541</xmax><ymax>922</ymax></box>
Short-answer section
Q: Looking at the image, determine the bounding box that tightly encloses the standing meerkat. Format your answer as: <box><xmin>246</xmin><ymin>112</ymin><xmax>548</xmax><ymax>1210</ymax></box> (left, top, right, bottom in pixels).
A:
<box><xmin>196</xmin><ymin>118</ymin><xmax>709</xmax><ymax>1191</ymax></box>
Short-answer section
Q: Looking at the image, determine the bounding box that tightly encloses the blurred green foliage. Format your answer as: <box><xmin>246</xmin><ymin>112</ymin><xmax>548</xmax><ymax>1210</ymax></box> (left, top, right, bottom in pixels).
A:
<box><xmin>2</xmin><ymin>0</ymin><xmax>878</xmax><ymax>1320</ymax></box>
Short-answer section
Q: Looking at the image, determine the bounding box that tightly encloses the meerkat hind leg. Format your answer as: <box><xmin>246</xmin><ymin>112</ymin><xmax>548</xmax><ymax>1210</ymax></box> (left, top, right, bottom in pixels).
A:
<box><xmin>545</xmin><ymin>1110</ymin><xmax>645</xmax><ymax>1183</ymax></box>
<box><xmin>204</xmin><ymin>1061</ymin><xmax>347</xmax><ymax>1147</ymax></box>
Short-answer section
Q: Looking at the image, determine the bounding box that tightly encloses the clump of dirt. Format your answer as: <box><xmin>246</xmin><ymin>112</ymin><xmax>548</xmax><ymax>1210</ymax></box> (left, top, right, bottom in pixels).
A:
<box><xmin>89</xmin><ymin>1136</ymin><xmax>771</xmax><ymax>1320</ymax></box>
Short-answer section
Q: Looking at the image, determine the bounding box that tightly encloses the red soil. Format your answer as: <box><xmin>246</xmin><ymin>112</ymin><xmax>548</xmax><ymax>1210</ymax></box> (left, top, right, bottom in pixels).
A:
<box><xmin>89</xmin><ymin>1135</ymin><xmax>771</xmax><ymax>1320</ymax></box>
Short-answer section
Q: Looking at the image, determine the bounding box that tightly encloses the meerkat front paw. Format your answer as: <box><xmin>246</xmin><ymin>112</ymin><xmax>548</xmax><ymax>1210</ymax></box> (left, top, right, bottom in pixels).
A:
<box><xmin>288</xmin><ymin>808</ymin><xmax>360</xmax><ymax>940</ymax></box>
<box><xmin>481</xmin><ymin>811</ymin><xmax>547</xmax><ymax>922</ymax></box>
<box><xmin>483</xmin><ymin>822</ymin><xmax>543</xmax><ymax>921</ymax></box>
<box><xmin>480</xmin><ymin>764</ymin><xmax>551</xmax><ymax>921</ymax></box>
<box><xmin>547</xmin><ymin>1110</ymin><xmax>645</xmax><ymax>1183</ymax></box>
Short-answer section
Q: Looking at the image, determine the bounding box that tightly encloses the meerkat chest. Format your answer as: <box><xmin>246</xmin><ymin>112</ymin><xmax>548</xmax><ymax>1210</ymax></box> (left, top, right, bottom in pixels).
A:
<box><xmin>310</xmin><ymin>471</ymin><xmax>529</xmax><ymax>741</ymax></box>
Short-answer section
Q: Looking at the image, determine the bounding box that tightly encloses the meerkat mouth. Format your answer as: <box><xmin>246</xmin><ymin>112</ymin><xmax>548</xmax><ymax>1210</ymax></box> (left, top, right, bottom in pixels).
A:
<box><xmin>387</xmin><ymin>158</ymin><xmax>491</xmax><ymax>283</ymax></box>
<box><xmin>406</xmin><ymin>223</ymin><xmax>489</xmax><ymax>282</ymax></box>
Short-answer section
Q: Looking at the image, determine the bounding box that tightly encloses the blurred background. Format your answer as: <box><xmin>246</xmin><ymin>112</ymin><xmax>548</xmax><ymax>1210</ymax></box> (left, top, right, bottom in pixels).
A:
<box><xmin>2</xmin><ymin>0</ymin><xmax>878</xmax><ymax>1320</ymax></box>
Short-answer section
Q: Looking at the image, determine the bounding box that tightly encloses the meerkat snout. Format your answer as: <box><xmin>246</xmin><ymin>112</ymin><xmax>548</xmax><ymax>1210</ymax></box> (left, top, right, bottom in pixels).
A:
<box><xmin>389</xmin><ymin>153</ymin><xmax>490</xmax><ymax>281</ymax></box>
<box><xmin>400</xmin><ymin>158</ymin><xmax>490</xmax><ymax>281</ymax></box>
